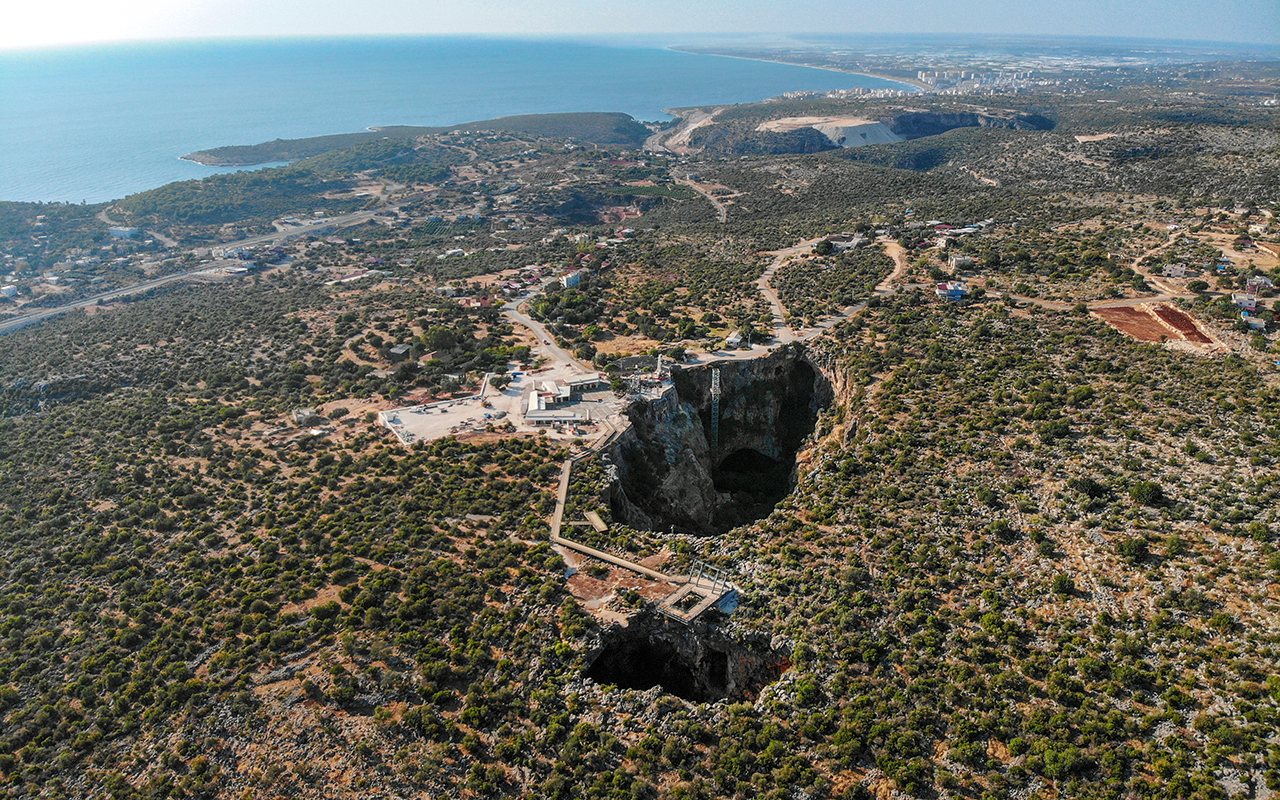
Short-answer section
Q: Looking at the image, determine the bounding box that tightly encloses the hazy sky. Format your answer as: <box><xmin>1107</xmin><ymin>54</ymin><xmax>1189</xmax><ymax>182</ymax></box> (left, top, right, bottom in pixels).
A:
<box><xmin>4</xmin><ymin>0</ymin><xmax>1277</xmax><ymax>50</ymax></box>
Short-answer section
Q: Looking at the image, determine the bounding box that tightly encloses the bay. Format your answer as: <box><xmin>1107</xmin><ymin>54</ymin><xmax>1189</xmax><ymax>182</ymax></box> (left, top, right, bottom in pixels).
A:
<box><xmin>0</xmin><ymin>36</ymin><xmax>910</xmax><ymax>203</ymax></box>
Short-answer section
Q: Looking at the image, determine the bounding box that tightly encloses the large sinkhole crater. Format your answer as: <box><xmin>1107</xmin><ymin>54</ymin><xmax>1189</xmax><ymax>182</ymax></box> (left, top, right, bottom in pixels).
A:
<box><xmin>585</xmin><ymin>619</ymin><xmax>788</xmax><ymax>702</ymax></box>
<box><xmin>606</xmin><ymin>348</ymin><xmax>833</xmax><ymax>535</ymax></box>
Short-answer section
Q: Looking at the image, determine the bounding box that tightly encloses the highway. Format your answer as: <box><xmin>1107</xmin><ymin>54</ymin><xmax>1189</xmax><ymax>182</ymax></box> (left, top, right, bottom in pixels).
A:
<box><xmin>0</xmin><ymin>267</ymin><xmax>237</xmax><ymax>335</ymax></box>
<box><xmin>0</xmin><ymin>207</ymin><xmax>387</xmax><ymax>336</ymax></box>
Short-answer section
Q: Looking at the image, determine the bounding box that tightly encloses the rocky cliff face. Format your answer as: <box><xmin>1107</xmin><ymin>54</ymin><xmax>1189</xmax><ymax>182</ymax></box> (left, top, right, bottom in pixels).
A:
<box><xmin>886</xmin><ymin>110</ymin><xmax>1055</xmax><ymax>139</ymax></box>
<box><xmin>605</xmin><ymin>389</ymin><xmax>723</xmax><ymax>534</ymax></box>
<box><xmin>603</xmin><ymin>346</ymin><xmax>834</xmax><ymax>534</ymax></box>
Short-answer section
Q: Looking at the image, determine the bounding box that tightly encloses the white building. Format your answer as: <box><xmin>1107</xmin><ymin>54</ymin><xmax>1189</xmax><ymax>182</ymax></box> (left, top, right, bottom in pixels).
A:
<box><xmin>825</xmin><ymin>233</ymin><xmax>866</xmax><ymax>252</ymax></box>
<box><xmin>1246</xmin><ymin>275</ymin><xmax>1274</xmax><ymax>293</ymax></box>
<box><xmin>1232</xmin><ymin>292</ymin><xmax>1259</xmax><ymax>311</ymax></box>
<box><xmin>521</xmin><ymin>384</ymin><xmax>587</xmax><ymax>426</ymax></box>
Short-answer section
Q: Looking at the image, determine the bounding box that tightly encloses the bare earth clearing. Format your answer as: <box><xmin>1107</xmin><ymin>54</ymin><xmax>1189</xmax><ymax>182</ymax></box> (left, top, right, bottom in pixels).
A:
<box><xmin>756</xmin><ymin>115</ymin><xmax>882</xmax><ymax>133</ymax></box>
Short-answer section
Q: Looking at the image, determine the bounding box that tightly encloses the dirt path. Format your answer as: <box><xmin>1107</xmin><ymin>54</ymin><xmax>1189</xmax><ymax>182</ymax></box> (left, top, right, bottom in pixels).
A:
<box><xmin>676</xmin><ymin>178</ymin><xmax>729</xmax><ymax>223</ymax></box>
<box><xmin>1128</xmin><ymin>230</ymin><xmax>1183</xmax><ymax>292</ymax></box>
<box><xmin>877</xmin><ymin>239</ymin><xmax>911</xmax><ymax>293</ymax></box>
<box><xmin>752</xmin><ymin>236</ymin><xmax>909</xmax><ymax>344</ymax></box>
<box><xmin>756</xmin><ymin>238</ymin><xmax>827</xmax><ymax>343</ymax></box>
<box><xmin>96</xmin><ymin>208</ymin><xmax>178</xmax><ymax>248</ymax></box>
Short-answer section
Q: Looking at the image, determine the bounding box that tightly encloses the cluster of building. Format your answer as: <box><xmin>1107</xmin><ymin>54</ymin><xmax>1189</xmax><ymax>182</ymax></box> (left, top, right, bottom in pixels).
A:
<box><xmin>520</xmin><ymin>373</ymin><xmax>606</xmax><ymax>427</ymax></box>
<box><xmin>779</xmin><ymin>87</ymin><xmax>913</xmax><ymax>101</ymax></box>
<box><xmin>900</xmin><ymin>218</ymin><xmax>996</xmax><ymax>250</ymax></box>
<box><xmin>916</xmin><ymin>69</ymin><xmax>1059</xmax><ymax>95</ymax></box>
<box><xmin>1232</xmin><ymin>276</ymin><xmax>1275</xmax><ymax>330</ymax></box>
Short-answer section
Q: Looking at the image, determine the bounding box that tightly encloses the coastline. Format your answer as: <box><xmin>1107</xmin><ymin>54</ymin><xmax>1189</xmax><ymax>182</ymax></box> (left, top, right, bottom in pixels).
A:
<box><xmin>178</xmin><ymin>155</ymin><xmax>293</xmax><ymax>168</ymax></box>
<box><xmin>667</xmin><ymin>46</ymin><xmax>931</xmax><ymax>92</ymax></box>
<box><xmin>178</xmin><ymin>155</ymin><xmax>225</xmax><ymax>167</ymax></box>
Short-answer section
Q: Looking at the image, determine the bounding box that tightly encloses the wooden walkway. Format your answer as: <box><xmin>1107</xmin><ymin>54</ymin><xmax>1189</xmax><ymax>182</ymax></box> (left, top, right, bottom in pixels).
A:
<box><xmin>547</xmin><ymin>454</ymin><xmax>736</xmax><ymax>624</ymax></box>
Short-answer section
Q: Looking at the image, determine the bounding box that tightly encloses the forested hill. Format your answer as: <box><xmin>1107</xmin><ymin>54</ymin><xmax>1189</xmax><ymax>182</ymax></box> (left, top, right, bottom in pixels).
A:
<box><xmin>183</xmin><ymin>112</ymin><xmax>652</xmax><ymax>166</ymax></box>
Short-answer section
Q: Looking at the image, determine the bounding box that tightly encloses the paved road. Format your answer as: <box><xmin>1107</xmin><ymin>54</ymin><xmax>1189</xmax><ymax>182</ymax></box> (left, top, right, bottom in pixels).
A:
<box><xmin>645</xmin><ymin>108</ymin><xmax>720</xmax><ymax>154</ymax></box>
<box><xmin>0</xmin><ymin>207</ymin><xmax>388</xmax><ymax>336</ymax></box>
<box><xmin>0</xmin><ymin>267</ymin><xmax>226</xmax><ymax>335</ymax></box>
<box><xmin>502</xmin><ymin>291</ymin><xmax>597</xmax><ymax>373</ymax></box>
<box><xmin>96</xmin><ymin>209</ymin><xmax>178</xmax><ymax>248</ymax></box>
<box><xmin>211</xmin><ymin>208</ymin><xmax>387</xmax><ymax>250</ymax></box>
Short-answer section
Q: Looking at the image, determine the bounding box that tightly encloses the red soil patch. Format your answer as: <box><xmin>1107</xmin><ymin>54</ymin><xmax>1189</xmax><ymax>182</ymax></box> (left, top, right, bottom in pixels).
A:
<box><xmin>1094</xmin><ymin>304</ymin><xmax>1214</xmax><ymax>345</ymax></box>
<box><xmin>1150</xmin><ymin>305</ymin><xmax>1212</xmax><ymax>343</ymax></box>
<box><xmin>1093</xmin><ymin>307</ymin><xmax>1167</xmax><ymax>342</ymax></box>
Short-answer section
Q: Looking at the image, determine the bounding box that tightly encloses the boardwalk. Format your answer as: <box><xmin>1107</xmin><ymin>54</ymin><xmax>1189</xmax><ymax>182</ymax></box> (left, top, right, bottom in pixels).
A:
<box><xmin>547</xmin><ymin>453</ymin><xmax>736</xmax><ymax>624</ymax></box>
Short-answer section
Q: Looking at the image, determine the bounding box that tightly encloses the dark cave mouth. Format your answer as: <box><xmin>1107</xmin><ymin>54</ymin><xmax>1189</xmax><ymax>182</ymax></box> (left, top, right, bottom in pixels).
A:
<box><xmin>716</xmin><ymin>447</ymin><xmax>791</xmax><ymax>492</ymax></box>
<box><xmin>718</xmin><ymin>447</ymin><xmax>782</xmax><ymax>476</ymax></box>
<box><xmin>586</xmin><ymin>636</ymin><xmax>727</xmax><ymax>702</ymax></box>
<box><xmin>585</xmin><ymin>626</ymin><xmax>787</xmax><ymax>703</ymax></box>
<box><xmin>707</xmin><ymin>359</ymin><xmax>829</xmax><ymax>531</ymax></box>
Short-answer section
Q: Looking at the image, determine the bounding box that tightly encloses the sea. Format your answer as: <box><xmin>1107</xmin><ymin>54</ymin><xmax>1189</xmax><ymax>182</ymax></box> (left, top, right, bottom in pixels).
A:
<box><xmin>0</xmin><ymin>36</ymin><xmax>912</xmax><ymax>204</ymax></box>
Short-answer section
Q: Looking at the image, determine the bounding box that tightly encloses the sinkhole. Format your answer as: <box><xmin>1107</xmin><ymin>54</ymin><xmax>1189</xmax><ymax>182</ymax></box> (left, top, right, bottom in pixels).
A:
<box><xmin>585</xmin><ymin>622</ymin><xmax>787</xmax><ymax>702</ymax></box>
<box><xmin>703</xmin><ymin>356</ymin><xmax>830</xmax><ymax>532</ymax></box>
<box><xmin>713</xmin><ymin>447</ymin><xmax>793</xmax><ymax>530</ymax></box>
<box><xmin>606</xmin><ymin>349</ymin><xmax>833</xmax><ymax>535</ymax></box>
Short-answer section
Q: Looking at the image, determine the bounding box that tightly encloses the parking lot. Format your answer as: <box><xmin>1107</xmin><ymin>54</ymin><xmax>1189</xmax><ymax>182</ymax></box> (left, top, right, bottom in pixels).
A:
<box><xmin>378</xmin><ymin>364</ymin><xmax>627</xmax><ymax>445</ymax></box>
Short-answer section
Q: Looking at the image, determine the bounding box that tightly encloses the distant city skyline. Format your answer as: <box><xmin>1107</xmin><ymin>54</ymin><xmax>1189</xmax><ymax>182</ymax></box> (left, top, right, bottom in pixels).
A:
<box><xmin>4</xmin><ymin>0</ymin><xmax>1277</xmax><ymax>50</ymax></box>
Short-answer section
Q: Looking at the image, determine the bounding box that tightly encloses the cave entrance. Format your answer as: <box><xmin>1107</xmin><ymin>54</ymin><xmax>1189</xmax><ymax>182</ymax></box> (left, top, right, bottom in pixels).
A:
<box><xmin>718</xmin><ymin>447</ymin><xmax>781</xmax><ymax>478</ymax></box>
<box><xmin>707</xmin><ymin>359</ymin><xmax>827</xmax><ymax>531</ymax></box>
<box><xmin>606</xmin><ymin>350</ymin><xmax>833</xmax><ymax>536</ymax></box>
<box><xmin>712</xmin><ymin>448</ymin><xmax>794</xmax><ymax>530</ymax></box>
<box><xmin>586</xmin><ymin>636</ymin><xmax>720</xmax><ymax>702</ymax></box>
<box><xmin>585</xmin><ymin>624</ymin><xmax>788</xmax><ymax>703</ymax></box>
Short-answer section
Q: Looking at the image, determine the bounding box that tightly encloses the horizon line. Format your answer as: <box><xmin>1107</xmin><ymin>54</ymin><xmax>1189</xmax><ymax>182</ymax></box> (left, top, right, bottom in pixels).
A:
<box><xmin>3</xmin><ymin>30</ymin><xmax>1279</xmax><ymax>55</ymax></box>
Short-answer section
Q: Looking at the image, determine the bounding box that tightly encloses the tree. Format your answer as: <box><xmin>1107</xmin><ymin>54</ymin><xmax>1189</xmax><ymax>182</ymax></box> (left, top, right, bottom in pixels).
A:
<box><xmin>1129</xmin><ymin>481</ymin><xmax>1164</xmax><ymax>506</ymax></box>
<box><xmin>1037</xmin><ymin>418</ymin><xmax>1071</xmax><ymax>444</ymax></box>
<box><xmin>1116</xmin><ymin>537</ymin><xmax>1150</xmax><ymax>563</ymax></box>
<box><xmin>1068</xmin><ymin>477</ymin><xmax>1107</xmax><ymax>498</ymax></box>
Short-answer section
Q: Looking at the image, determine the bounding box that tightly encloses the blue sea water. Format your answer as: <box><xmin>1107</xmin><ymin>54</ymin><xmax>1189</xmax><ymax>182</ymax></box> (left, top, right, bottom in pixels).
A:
<box><xmin>0</xmin><ymin>36</ymin><xmax>910</xmax><ymax>204</ymax></box>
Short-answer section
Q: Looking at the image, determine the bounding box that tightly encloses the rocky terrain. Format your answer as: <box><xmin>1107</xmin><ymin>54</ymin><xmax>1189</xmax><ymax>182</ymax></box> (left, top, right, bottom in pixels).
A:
<box><xmin>0</xmin><ymin>64</ymin><xmax>1278</xmax><ymax>800</ymax></box>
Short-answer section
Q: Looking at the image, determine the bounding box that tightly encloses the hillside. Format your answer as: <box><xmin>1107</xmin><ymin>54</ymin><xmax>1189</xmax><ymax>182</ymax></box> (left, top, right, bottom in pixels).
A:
<box><xmin>0</xmin><ymin>66</ymin><xmax>1279</xmax><ymax>800</ymax></box>
<box><xmin>183</xmin><ymin>113</ymin><xmax>652</xmax><ymax>166</ymax></box>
